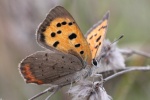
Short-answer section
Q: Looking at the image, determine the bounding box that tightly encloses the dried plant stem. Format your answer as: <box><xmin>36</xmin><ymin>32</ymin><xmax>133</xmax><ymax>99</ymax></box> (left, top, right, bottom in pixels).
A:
<box><xmin>29</xmin><ymin>85</ymin><xmax>59</xmax><ymax>100</ymax></box>
<box><xmin>120</xmin><ymin>49</ymin><xmax>150</xmax><ymax>58</ymax></box>
<box><xmin>103</xmin><ymin>66</ymin><xmax>150</xmax><ymax>83</ymax></box>
<box><xmin>28</xmin><ymin>82</ymin><xmax>71</xmax><ymax>100</ymax></box>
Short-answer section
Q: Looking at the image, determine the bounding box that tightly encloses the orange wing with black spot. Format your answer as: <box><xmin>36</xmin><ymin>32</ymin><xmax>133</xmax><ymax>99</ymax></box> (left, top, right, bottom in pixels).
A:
<box><xmin>85</xmin><ymin>12</ymin><xmax>109</xmax><ymax>61</ymax></box>
<box><xmin>37</xmin><ymin>6</ymin><xmax>92</xmax><ymax>65</ymax></box>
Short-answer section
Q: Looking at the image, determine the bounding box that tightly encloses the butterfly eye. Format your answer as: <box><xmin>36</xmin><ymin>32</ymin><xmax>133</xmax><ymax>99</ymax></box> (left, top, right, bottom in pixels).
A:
<box><xmin>92</xmin><ymin>59</ymin><xmax>97</xmax><ymax>66</ymax></box>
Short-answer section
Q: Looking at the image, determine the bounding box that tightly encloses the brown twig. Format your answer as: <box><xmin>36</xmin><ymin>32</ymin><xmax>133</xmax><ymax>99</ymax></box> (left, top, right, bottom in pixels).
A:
<box><xmin>120</xmin><ymin>49</ymin><xmax>150</xmax><ymax>58</ymax></box>
<box><xmin>28</xmin><ymin>81</ymin><xmax>73</xmax><ymax>100</ymax></box>
<box><xmin>28</xmin><ymin>85</ymin><xmax>59</xmax><ymax>100</ymax></box>
<box><xmin>103</xmin><ymin>66</ymin><xmax>150</xmax><ymax>83</ymax></box>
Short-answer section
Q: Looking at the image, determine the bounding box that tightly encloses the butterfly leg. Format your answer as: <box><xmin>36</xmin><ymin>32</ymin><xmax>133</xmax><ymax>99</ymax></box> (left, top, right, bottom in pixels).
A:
<box><xmin>91</xmin><ymin>73</ymin><xmax>103</xmax><ymax>83</ymax></box>
<box><xmin>45</xmin><ymin>86</ymin><xmax>60</xmax><ymax>100</ymax></box>
<box><xmin>68</xmin><ymin>79</ymin><xmax>74</xmax><ymax>92</ymax></box>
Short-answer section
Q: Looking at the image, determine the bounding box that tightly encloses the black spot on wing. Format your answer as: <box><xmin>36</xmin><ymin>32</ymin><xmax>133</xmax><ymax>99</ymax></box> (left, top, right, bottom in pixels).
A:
<box><xmin>53</xmin><ymin>41</ymin><xmax>59</xmax><ymax>47</ymax></box>
<box><xmin>75</xmin><ymin>44</ymin><xmax>80</xmax><ymax>48</ymax></box>
<box><xmin>68</xmin><ymin>22</ymin><xmax>73</xmax><ymax>26</ymax></box>
<box><xmin>45</xmin><ymin>53</ymin><xmax>48</xmax><ymax>57</ymax></box>
<box><xmin>52</xmin><ymin>66</ymin><xmax>55</xmax><ymax>70</ymax></box>
<box><xmin>99</xmin><ymin>42</ymin><xmax>101</xmax><ymax>45</ymax></box>
<box><xmin>51</xmin><ymin>32</ymin><xmax>56</xmax><ymax>37</ymax></box>
<box><xmin>98</xmin><ymin>25</ymin><xmax>107</xmax><ymax>31</ymax></box>
<box><xmin>56</xmin><ymin>23</ymin><xmax>61</xmax><ymax>27</ymax></box>
<box><xmin>62</xmin><ymin>21</ymin><xmax>67</xmax><ymax>25</ymax></box>
<box><xmin>95</xmin><ymin>42</ymin><xmax>101</xmax><ymax>48</ymax></box>
<box><xmin>102</xmin><ymin>25</ymin><xmax>107</xmax><ymax>28</ymax></box>
<box><xmin>80</xmin><ymin>51</ymin><xmax>84</xmax><ymax>54</ymax></box>
<box><xmin>89</xmin><ymin>35</ymin><xmax>93</xmax><ymax>40</ymax></box>
<box><xmin>96</xmin><ymin>36</ymin><xmax>101</xmax><ymax>42</ymax></box>
<box><xmin>68</xmin><ymin>33</ymin><xmax>77</xmax><ymax>40</ymax></box>
<box><xmin>95</xmin><ymin>45</ymin><xmax>99</xmax><ymax>49</ymax></box>
<box><xmin>57</xmin><ymin>30</ymin><xmax>62</xmax><ymax>34</ymax></box>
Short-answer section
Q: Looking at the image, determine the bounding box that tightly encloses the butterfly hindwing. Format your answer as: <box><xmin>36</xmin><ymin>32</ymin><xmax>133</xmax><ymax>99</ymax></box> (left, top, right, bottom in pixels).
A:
<box><xmin>85</xmin><ymin>12</ymin><xmax>109</xmax><ymax>61</ymax></box>
<box><xmin>19</xmin><ymin>51</ymin><xmax>84</xmax><ymax>85</ymax></box>
<box><xmin>37</xmin><ymin>6</ymin><xmax>92</xmax><ymax>64</ymax></box>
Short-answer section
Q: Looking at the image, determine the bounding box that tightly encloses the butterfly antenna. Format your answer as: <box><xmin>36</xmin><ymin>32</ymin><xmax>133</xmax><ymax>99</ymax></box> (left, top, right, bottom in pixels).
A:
<box><xmin>111</xmin><ymin>34</ymin><xmax>124</xmax><ymax>45</ymax></box>
<box><xmin>97</xmin><ymin>34</ymin><xmax>124</xmax><ymax>62</ymax></box>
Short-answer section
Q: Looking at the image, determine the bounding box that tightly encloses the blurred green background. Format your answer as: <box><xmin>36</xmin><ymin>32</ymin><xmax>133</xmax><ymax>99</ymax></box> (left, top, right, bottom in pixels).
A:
<box><xmin>0</xmin><ymin>0</ymin><xmax>150</xmax><ymax>100</ymax></box>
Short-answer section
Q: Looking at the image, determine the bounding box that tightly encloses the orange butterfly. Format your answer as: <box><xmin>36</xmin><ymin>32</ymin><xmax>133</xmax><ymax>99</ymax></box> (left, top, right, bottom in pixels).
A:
<box><xmin>19</xmin><ymin>6</ymin><xmax>109</xmax><ymax>86</ymax></box>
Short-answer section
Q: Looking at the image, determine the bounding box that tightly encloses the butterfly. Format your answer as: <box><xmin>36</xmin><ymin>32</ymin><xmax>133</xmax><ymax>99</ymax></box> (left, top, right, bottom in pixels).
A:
<box><xmin>19</xmin><ymin>6</ymin><xmax>109</xmax><ymax>86</ymax></box>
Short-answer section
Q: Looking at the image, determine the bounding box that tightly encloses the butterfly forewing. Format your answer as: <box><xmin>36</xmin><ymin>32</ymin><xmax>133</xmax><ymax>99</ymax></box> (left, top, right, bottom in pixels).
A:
<box><xmin>85</xmin><ymin>12</ymin><xmax>109</xmax><ymax>60</ymax></box>
<box><xmin>19</xmin><ymin>51</ymin><xmax>84</xmax><ymax>85</ymax></box>
<box><xmin>37</xmin><ymin>6</ymin><xmax>92</xmax><ymax>64</ymax></box>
